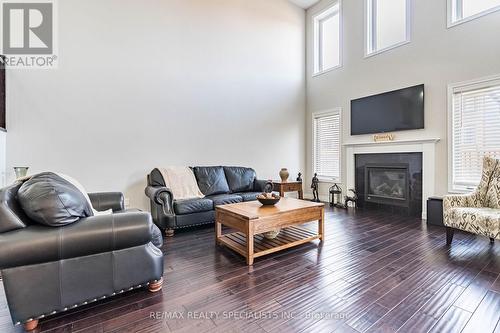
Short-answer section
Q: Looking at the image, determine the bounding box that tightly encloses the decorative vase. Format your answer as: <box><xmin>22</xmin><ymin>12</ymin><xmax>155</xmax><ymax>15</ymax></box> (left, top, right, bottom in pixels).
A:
<box><xmin>13</xmin><ymin>167</ymin><xmax>29</xmax><ymax>179</ymax></box>
<box><xmin>279</xmin><ymin>168</ymin><xmax>289</xmax><ymax>182</ymax></box>
<box><xmin>263</xmin><ymin>228</ymin><xmax>281</xmax><ymax>240</ymax></box>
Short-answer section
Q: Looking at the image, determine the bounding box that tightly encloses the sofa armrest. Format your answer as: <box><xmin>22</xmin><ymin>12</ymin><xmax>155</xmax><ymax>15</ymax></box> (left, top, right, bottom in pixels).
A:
<box><xmin>145</xmin><ymin>186</ymin><xmax>174</xmax><ymax>216</ymax></box>
<box><xmin>0</xmin><ymin>212</ymin><xmax>154</xmax><ymax>269</ymax></box>
<box><xmin>254</xmin><ymin>179</ymin><xmax>273</xmax><ymax>193</ymax></box>
<box><xmin>88</xmin><ymin>192</ymin><xmax>124</xmax><ymax>212</ymax></box>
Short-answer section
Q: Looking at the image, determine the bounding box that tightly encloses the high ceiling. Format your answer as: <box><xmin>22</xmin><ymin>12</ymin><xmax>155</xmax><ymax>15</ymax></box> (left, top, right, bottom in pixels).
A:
<box><xmin>288</xmin><ymin>0</ymin><xmax>321</xmax><ymax>9</ymax></box>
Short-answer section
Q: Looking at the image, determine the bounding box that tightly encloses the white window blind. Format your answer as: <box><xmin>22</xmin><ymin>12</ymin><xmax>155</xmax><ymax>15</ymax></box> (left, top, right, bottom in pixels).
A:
<box><xmin>313</xmin><ymin>111</ymin><xmax>341</xmax><ymax>181</ymax></box>
<box><xmin>451</xmin><ymin>78</ymin><xmax>500</xmax><ymax>191</ymax></box>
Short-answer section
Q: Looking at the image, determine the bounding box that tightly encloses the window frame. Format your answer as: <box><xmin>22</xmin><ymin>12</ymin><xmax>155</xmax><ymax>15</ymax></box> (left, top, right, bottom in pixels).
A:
<box><xmin>312</xmin><ymin>108</ymin><xmax>343</xmax><ymax>183</ymax></box>
<box><xmin>447</xmin><ymin>74</ymin><xmax>500</xmax><ymax>193</ymax></box>
<box><xmin>447</xmin><ymin>0</ymin><xmax>500</xmax><ymax>28</ymax></box>
<box><xmin>364</xmin><ymin>0</ymin><xmax>412</xmax><ymax>58</ymax></box>
<box><xmin>312</xmin><ymin>1</ymin><xmax>343</xmax><ymax>77</ymax></box>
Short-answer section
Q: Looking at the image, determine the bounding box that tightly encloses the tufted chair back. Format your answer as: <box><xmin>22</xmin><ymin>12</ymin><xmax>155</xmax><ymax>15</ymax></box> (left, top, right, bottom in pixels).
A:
<box><xmin>472</xmin><ymin>157</ymin><xmax>496</xmax><ymax>204</ymax></box>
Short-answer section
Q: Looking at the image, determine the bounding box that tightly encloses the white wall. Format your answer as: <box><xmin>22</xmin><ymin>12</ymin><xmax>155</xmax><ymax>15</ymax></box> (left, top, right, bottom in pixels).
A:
<box><xmin>306</xmin><ymin>0</ymin><xmax>500</xmax><ymax>199</ymax></box>
<box><xmin>6</xmin><ymin>0</ymin><xmax>306</xmax><ymax>210</ymax></box>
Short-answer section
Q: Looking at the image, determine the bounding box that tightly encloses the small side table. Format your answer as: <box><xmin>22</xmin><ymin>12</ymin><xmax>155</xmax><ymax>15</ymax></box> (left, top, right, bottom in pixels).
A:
<box><xmin>273</xmin><ymin>181</ymin><xmax>303</xmax><ymax>199</ymax></box>
<box><xmin>427</xmin><ymin>196</ymin><xmax>444</xmax><ymax>226</ymax></box>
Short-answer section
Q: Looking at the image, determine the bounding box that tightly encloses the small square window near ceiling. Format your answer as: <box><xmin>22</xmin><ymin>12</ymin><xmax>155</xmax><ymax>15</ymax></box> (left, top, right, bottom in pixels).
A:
<box><xmin>366</xmin><ymin>0</ymin><xmax>410</xmax><ymax>56</ymax></box>
<box><xmin>313</xmin><ymin>2</ymin><xmax>341</xmax><ymax>76</ymax></box>
<box><xmin>449</xmin><ymin>0</ymin><xmax>500</xmax><ymax>26</ymax></box>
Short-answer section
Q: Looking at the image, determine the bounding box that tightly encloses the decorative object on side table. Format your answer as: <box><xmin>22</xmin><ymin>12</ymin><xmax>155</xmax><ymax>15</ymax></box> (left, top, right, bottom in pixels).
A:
<box><xmin>344</xmin><ymin>189</ymin><xmax>358</xmax><ymax>208</ymax></box>
<box><xmin>329</xmin><ymin>184</ymin><xmax>344</xmax><ymax>208</ymax></box>
<box><xmin>13</xmin><ymin>167</ymin><xmax>29</xmax><ymax>179</ymax></box>
<box><xmin>279</xmin><ymin>168</ymin><xmax>289</xmax><ymax>182</ymax></box>
<box><xmin>296</xmin><ymin>172</ymin><xmax>302</xmax><ymax>182</ymax></box>
<box><xmin>311</xmin><ymin>173</ymin><xmax>320</xmax><ymax>202</ymax></box>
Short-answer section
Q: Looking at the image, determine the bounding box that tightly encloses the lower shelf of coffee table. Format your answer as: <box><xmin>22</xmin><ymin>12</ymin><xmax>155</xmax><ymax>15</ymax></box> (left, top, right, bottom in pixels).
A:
<box><xmin>218</xmin><ymin>225</ymin><xmax>319</xmax><ymax>258</ymax></box>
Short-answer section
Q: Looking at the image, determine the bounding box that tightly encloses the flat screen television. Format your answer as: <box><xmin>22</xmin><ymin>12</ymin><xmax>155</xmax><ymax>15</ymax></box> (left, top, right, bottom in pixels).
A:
<box><xmin>350</xmin><ymin>84</ymin><xmax>424</xmax><ymax>135</ymax></box>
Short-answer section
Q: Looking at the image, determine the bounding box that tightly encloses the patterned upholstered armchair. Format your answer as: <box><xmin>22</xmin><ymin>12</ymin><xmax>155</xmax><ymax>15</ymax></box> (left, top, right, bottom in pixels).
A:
<box><xmin>443</xmin><ymin>156</ymin><xmax>500</xmax><ymax>245</ymax></box>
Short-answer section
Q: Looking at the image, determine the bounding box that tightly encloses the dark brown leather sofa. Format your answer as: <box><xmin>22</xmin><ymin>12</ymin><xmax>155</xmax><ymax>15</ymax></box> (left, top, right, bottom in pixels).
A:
<box><xmin>145</xmin><ymin>166</ymin><xmax>272</xmax><ymax>236</ymax></box>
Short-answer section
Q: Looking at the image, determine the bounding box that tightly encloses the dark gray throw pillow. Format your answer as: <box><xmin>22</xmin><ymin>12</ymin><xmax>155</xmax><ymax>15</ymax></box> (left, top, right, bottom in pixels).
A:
<box><xmin>193</xmin><ymin>166</ymin><xmax>230</xmax><ymax>196</ymax></box>
<box><xmin>223</xmin><ymin>167</ymin><xmax>256</xmax><ymax>193</ymax></box>
<box><xmin>17</xmin><ymin>172</ymin><xmax>93</xmax><ymax>227</ymax></box>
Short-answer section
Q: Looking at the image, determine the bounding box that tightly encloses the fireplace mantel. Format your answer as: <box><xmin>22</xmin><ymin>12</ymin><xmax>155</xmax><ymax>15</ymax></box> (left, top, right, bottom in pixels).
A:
<box><xmin>344</xmin><ymin>138</ymin><xmax>440</xmax><ymax>147</ymax></box>
<box><xmin>345</xmin><ymin>137</ymin><xmax>440</xmax><ymax>219</ymax></box>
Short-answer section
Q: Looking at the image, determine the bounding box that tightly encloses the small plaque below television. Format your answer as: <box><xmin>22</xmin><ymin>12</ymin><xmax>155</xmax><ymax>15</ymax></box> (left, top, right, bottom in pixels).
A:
<box><xmin>351</xmin><ymin>84</ymin><xmax>424</xmax><ymax>135</ymax></box>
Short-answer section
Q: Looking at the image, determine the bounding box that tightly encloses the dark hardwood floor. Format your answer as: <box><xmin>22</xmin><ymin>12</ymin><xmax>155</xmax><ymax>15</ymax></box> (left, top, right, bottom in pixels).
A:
<box><xmin>1</xmin><ymin>206</ymin><xmax>499</xmax><ymax>333</ymax></box>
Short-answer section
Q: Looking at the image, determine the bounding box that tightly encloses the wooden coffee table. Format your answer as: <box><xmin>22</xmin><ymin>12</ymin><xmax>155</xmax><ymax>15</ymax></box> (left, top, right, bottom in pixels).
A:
<box><xmin>215</xmin><ymin>198</ymin><xmax>325</xmax><ymax>265</ymax></box>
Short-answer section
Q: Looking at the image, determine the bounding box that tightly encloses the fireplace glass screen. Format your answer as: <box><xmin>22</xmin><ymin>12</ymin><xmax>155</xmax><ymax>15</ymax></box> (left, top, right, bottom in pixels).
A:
<box><xmin>367</xmin><ymin>168</ymin><xmax>407</xmax><ymax>200</ymax></box>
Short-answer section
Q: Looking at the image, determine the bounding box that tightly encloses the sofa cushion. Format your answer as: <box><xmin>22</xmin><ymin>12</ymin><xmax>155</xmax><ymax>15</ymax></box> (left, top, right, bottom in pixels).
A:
<box><xmin>447</xmin><ymin>207</ymin><xmax>500</xmax><ymax>239</ymax></box>
<box><xmin>174</xmin><ymin>198</ymin><xmax>213</xmax><ymax>215</ymax></box>
<box><xmin>17</xmin><ymin>172</ymin><xmax>93</xmax><ymax>227</ymax></box>
<box><xmin>150</xmin><ymin>223</ymin><xmax>164</xmax><ymax>248</ymax></box>
<box><xmin>235</xmin><ymin>192</ymin><xmax>261</xmax><ymax>202</ymax></box>
<box><xmin>223</xmin><ymin>167</ymin><xmax>256</xmax><ymax>193</ymax></box>
<box><xmin>207</xmin><ymin>194</ymin><xmax>243</xmax><ymax>206</ymax></box>
<box><xmin>193</xmin><ymin>166</ymin><xmax>230</xmax><ymax>196</ymax></box>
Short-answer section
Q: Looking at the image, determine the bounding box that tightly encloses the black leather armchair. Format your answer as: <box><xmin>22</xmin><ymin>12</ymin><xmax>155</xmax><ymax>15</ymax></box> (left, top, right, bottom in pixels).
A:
<box><xmin>0</xmin><ymin>182</ymin><xmax>164</xmax><ymax>331</ymax></box>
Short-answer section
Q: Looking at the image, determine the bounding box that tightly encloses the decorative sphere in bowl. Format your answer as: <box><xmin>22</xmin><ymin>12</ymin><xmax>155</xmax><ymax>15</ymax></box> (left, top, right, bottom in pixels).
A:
<box><xmin>263</xmin><ymin>228</ymin><xmax>281</xmax><ymax>239</ymax></box>
<box><xmin>257</xmin><ymin>192</ymin><xmax>281</xmax><ymax>206</ymax></box>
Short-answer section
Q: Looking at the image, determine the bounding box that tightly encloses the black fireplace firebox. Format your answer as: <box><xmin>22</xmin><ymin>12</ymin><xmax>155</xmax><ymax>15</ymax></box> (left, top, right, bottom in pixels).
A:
<box><xmin>364</xmin><ymin>164</ymin><xmax>410</xmax><ymax>208</ymax></box>
<box><xmin>355</xmin><ymin>153</ymin><xmax>422</xmax><ymax>217</ymax></box>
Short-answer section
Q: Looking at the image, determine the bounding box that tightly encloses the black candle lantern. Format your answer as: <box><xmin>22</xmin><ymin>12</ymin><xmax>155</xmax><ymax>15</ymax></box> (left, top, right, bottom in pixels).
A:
<box><xmin>329</xmin><ymin>184</ymin><xmax>344</xmax><ymax>208</ymax></box>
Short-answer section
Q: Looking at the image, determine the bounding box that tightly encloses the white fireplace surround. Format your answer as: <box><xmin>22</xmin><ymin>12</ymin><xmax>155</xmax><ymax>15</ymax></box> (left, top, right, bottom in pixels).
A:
<box><xmin>344</xmin><ymin>138</ymin><xmax>440</xmax><ymax>219</ymax></box>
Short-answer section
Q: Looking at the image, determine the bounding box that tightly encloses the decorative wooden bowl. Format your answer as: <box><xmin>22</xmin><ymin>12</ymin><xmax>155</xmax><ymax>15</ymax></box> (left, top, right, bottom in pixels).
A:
<box><xmin>257</xmin><ymin>197</ymin><xmax>281</xmax><ymax>206</ymax></box>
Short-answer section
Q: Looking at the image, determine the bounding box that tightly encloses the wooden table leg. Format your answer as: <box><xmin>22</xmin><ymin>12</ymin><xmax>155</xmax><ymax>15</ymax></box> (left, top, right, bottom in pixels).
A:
<box><xmin>215</xmin><ymin>214</ymin><xmax>222</xmax><ymax>245</ymax></box>
<box><xmin>246</xmin><ymin>222</ymin><xmax>254</xmax><ymax>265</ymax></box>
<box><xmin>298</xmin><ymin>189</ymin><xmax>304</xmax><ymax>200</ymax></box>
<box><xmin>318</xmin><ymin>207</ymin><xmax>325</xmax><ymax>242</ymax></box>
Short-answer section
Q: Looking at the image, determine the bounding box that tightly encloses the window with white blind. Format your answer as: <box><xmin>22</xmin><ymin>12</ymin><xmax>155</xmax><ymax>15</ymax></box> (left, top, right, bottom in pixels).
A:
<box><xmin>365</xmin><ymin>0</ymin><xmax>411</xmax><ymax>57</ymax></box>
<box><xmin>313</xmin><ymin>2</ymin><xmax>342</xmax><ymax>76</ymax></box>
<box><xmin>448</xmin><ymin>0</ymin><xmax>500</xmax><ymax>27</ymax></box>
<box><xmin>449</xmin><ymin>76</ymin><xmax>500</xmax><ymax>192</ymax></box>
<box><xmin>313</xmin><ymin>110</ymin><xmax>341</xmax><ymax>181</ymax></box>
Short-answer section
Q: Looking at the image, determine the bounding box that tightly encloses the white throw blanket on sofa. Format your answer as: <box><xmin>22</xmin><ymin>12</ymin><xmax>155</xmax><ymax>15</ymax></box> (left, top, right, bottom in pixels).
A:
<box><xmin>158</xmin><ymin>167</ymin><xmax>204</xmax><ymax>200</ymax></box>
